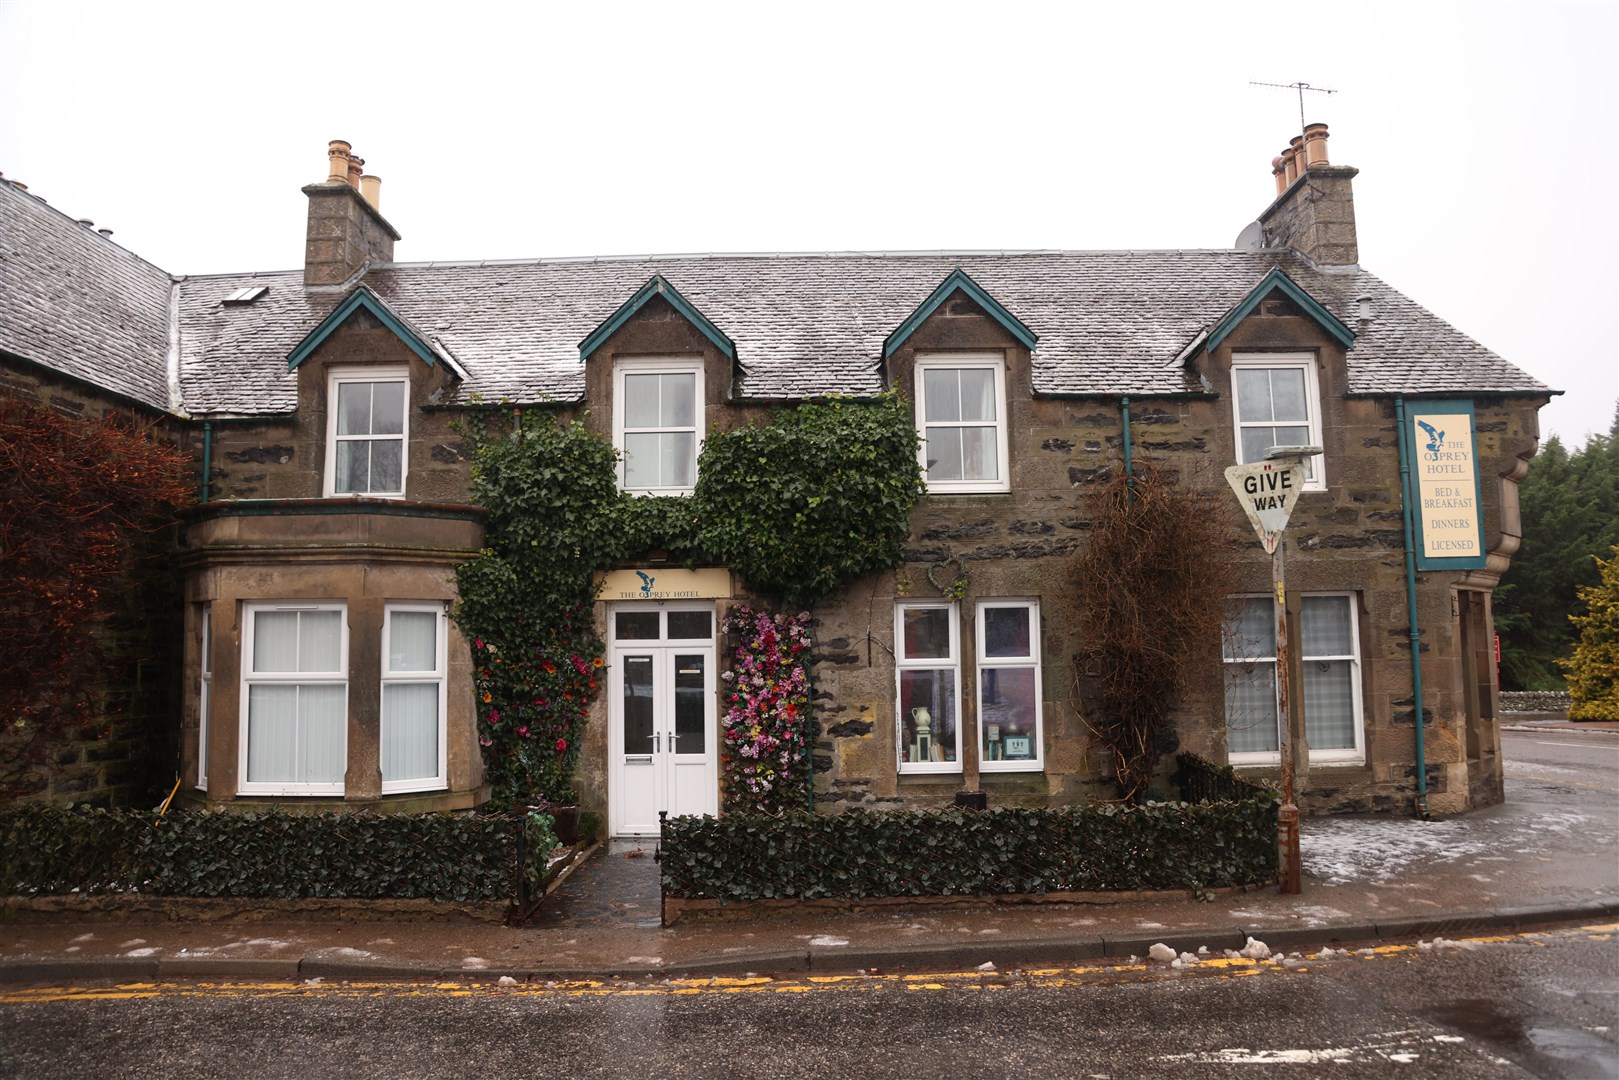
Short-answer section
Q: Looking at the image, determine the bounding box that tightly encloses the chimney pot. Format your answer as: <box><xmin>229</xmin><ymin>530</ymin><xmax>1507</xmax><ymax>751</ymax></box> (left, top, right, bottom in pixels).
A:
<box><xmin>1286</xmin><ymin>136</ymin><xmax>1304</xmax><ymax>183</ymax></box>
<box><xmin>327</xmin><ymin>140</ymin><xmax>352</xmax><ymax>184</ymax></box>
<box><xmin>1271</xmin><ymin>156</ymin><xmax>1287</xmax><ymax>195</ymax></box>
<box><xmin>1281</xmin><ymin>145</ymin><xmax>1298</xmax><ymax>185</ymax></box>
<box><xmin>360</xmin><ymin>174</ymin><xmax>382</xmax><ymax>210</ymax></box>
<box><xmin>346</xmin><ymin>154</ymin><xmax>364</xmax><ymax>190</ymax></box>
<box><xmin>1304</xmin><ymin>122</ymin><xmax>1330</xmax><ymax>168</ymax></box>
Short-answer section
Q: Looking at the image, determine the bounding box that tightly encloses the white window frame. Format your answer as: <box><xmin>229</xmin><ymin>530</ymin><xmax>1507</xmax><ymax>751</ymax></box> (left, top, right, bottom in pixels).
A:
<box><xmin>1230</xmin><ymin>352</ymin><xmax>1325</xmax><ymax>491</ymax></box>
<box><xmin>1223</xmin><ymin>592</ymin><xmax>1365</xmax><ymax>766</ymax></box>
<box><xmin>197</xmin><ymin>605</ymin><xmax>211</xmax><ymax>791</ymax></box>
<box><xmin>976</xmin><ymin>599</ymin><xmax>1044</xmax><ymax>774</ymax></box>
<box><xmin>914</xmin><ymin>353</ymin><xmax>1011</xmax><ymax>494</ymax></box>
<box><xmin>324</xmin><ymin>366</ymin><xmax>409</xmax><ymax>498</ymax></box>
<box><xmin>895</xmin><ymin>601</ymin><xmax>962</xmax><ymax>775</ymax></box>
<box><xmin>613</xmin><ymin>357</ymin><xmax>705</xmax><ymax>495</ymax></box>
<box><xmin>380</xmin><ymin>603</ymin><xmax>449</xmax><ymax>794</ymax></box>
<box><xmin>238</xmin><ymin>602</ymin><xmax>349</xmax><ymax>796</ymax></box>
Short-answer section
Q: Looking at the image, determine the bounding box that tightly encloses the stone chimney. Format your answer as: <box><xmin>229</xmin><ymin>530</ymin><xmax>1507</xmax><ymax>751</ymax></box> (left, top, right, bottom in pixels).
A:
<box><xmin>303</xmin><ymin>139</ymin><xmax>401</xmax><ymax>286</ymax></box>
<box><xmin>1257</xmin><ymin>123</ymin><xmax>1359</xmax><ymax>267</ymax></box>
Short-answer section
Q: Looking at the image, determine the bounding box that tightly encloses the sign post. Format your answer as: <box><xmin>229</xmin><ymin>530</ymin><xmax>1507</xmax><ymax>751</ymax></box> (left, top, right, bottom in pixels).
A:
<box><xmin>1225</xmin><ymin>448</ymin><xmax>1315</xmax><ymax>895</ymax></box>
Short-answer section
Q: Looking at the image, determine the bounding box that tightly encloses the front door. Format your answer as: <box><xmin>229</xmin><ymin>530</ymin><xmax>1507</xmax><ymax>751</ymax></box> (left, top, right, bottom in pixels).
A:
<box><xmin>608</xmin><ymin>605</ymin><xmax>718</xmax><ymax>837</ymax></box>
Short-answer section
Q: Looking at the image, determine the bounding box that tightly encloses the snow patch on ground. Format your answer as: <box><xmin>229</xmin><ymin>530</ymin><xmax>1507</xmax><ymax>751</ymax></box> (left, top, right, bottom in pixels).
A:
<box><xmin>809</xmin><ymin>936</ymin><xmax>849</xmax><ymax>948</ymax></box>
<box><xmin>1300</xmin><ymin>811</ymin><xmax>1593</xmax><ymax>884</ymax></box>
<box><xmin>125</xmin><ymin>947</ymin><xmax>159</xmax><ymax>957</ymax></box>
<box><xmin>324</xmin><ymin>947</ymin><xmax>378</xmax><ymax>960</ymax></box>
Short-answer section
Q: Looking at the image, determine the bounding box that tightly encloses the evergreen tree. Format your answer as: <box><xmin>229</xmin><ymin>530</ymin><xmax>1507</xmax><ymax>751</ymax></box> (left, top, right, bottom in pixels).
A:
<box><xmin>1496</xmin><ymin>406</ymin><xmax>1619</xmax><ymax>689</ymax></box>
<box><xmin>1564</xmin><ymin>545</ymin><xmax>1619</xmax><ymax>720</ymax></box>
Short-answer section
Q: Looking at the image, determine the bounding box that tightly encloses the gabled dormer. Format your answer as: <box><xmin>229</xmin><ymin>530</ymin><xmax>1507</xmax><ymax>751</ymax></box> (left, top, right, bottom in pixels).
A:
<box><xmin>883</xmin><ymin>268</ymin><xmax>1037</xmax><ymax>496</ymax></box>
<box><xmin>1195</xmin><ymin>268</ymin><xmax>1357</xmax><ymax>492</ymax></box>
<box><xmin>284</xmin><ymin>285</ymin><xmax>466</xmax><ymax>501</ymax></box>
<box><xmin>580</xmin><ymin>275</ymin><xmax>736</xmax><ymax>495</ymax></box>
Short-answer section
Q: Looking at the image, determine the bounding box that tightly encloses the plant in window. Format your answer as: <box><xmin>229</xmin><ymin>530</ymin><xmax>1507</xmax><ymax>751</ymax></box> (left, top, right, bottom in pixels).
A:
<box><xmin>718</xmin><ymin>607</ymin><xmax>813</xmax><ymax>814</ymax></box>
<box><xmin>1070</xmin><ymin>465</ymin><xmax>1242</xmax><ymax>803</ymax></box>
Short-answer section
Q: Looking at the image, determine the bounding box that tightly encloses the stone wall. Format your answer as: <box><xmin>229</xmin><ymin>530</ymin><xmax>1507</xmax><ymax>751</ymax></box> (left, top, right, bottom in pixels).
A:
<box><xmin>0</xmin><ymin>357</ymin><xmax>186</xmax><ymax>808</ymax></box>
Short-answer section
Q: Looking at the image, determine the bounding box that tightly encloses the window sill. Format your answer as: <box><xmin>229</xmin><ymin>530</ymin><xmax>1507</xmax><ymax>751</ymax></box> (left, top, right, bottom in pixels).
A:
<box><xmin>923</xmin><ymin>485</ymin><xmax>1011</xmax><ymax>497</ymax></box>
<box><xmin>897</xmin><ymin>769</ymin><xmax>964</xmax><ymax>781</ymax></box>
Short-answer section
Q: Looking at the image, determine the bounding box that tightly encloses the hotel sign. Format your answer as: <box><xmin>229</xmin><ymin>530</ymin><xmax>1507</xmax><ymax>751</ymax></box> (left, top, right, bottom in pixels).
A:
<box><xmin>596</xmin><ymin>567</ymin><xmax>733</xmax><ymax>601</ymax></box>
<box><xmin>1410</xmin><ymin>401</ymin><xmax>1487</xmax><ymax>570</ymax></box>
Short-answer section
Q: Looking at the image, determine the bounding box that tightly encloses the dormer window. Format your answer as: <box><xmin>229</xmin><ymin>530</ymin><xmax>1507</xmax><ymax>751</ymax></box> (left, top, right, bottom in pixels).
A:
<box><xmin>1230</xmin><ymin>353</ymin><xmax>1324</xmax><ymax>490</ymax></box>
<box><xmin>614</xmin><ymin>358</ymin><xmax>703</xmax><ymax>495</ymax></box>
<box><xmin>915</xmin><ymin>353</ymin><xmax>1010</xmax><ymax>494</ymax></box>
<box><xmin>326</xmin><ymin>367</ymin><xmax>409</xmax><ymax>498</ymax></box>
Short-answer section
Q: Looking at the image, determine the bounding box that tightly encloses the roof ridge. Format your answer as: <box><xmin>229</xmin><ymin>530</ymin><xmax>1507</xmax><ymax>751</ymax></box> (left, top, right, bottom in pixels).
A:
<box><xmin>372</xmin><ymin>248</ymin><xmax>1277</xmax><ymax>270</ymax></box>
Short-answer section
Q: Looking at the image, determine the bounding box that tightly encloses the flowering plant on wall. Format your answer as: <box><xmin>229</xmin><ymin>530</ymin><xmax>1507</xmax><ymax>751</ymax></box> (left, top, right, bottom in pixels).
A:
<box><xmin>469</xmin><ymin>601</ymin><xmax>604</xmax><ymax>809</ymax></box>
<box><xmin>720</xmin><ymin>607</ymin><xmax>813</xmax><ymax>814</ymax></box>
<box><xmin>454</xmin><ymin>410</ymin><xmax>622</xmax><ymax>812</ymax></box>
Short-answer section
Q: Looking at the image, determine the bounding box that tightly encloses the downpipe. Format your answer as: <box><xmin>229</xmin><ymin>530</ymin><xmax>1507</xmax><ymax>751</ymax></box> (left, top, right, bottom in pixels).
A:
<box><xmin>1395</xmin><ymin>397</ymin><xmax>1431</xmax><ymax>819</ymax></box>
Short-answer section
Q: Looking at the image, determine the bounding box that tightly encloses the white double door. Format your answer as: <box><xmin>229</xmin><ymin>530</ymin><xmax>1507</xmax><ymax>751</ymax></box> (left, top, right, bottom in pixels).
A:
<box><xmin>608</xmin><ymin>604</ymin><xmax>718</xmax><ymax>837</ymax></box>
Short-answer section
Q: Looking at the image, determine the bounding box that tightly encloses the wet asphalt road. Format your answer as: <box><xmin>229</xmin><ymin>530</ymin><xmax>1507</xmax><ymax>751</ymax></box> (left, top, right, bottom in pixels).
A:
<box><xmin>2</xmin><ymin>924</ymin><xmax>1615</xmax><ymax>1079</ymax></box>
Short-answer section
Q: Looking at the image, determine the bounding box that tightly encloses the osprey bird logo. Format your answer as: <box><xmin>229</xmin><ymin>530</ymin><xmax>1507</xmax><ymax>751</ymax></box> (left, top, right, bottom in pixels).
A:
<box><xmin>1417</xmin><ymin>419</ymin><xmax>1445</xmax><ymax>453</ymax></box>
<box><xmin>636</xmin><ymin>570</ymin><xmax>655</xmax><ymax>597</ymax></box>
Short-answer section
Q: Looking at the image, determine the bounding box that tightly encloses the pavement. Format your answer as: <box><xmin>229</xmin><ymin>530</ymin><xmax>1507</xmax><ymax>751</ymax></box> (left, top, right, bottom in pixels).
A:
<box><xmin>2</xmin><ymin>719</ymin><xmax>1614</xmax><ymax>984</ymax></box>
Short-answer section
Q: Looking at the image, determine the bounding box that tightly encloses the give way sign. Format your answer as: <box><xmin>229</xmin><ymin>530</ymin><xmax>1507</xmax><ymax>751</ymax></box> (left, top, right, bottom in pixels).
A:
<box><xmin>1225</xmin><ymin>460</ymin><xmax>1305</xmax><ymax>553</ymax></box>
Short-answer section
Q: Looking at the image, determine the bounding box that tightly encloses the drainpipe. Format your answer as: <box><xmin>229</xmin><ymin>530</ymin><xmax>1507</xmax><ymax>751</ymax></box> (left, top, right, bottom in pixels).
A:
<box><xmin>200</xmin><ymin>421</ymin><xmax>213</xmax><ymax>503</ymax></box>
<box><xmin>1120</xmin><ymin>396</ymin><xmax>1135</xmax><ymax>498</ymax></box>
<box><xmin>1394</xmin><ymin>397</ymin><xmax>1430</xmax><ymax>818</ymax></box>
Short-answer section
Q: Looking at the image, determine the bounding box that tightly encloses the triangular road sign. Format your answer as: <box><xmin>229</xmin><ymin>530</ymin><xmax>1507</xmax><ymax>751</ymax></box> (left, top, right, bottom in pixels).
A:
<box><xmin>1225</xmin><ymin>460</ymin><xmax>1306</xmax><ymax>553</ymax></box>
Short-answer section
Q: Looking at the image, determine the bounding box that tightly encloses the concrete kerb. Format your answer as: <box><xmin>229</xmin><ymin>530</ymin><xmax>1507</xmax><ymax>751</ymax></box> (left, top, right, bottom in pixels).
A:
<box><xmin>2</xmin><ymin>900</ymin><xmax>1615</xmax><ymax>985</ymax></box>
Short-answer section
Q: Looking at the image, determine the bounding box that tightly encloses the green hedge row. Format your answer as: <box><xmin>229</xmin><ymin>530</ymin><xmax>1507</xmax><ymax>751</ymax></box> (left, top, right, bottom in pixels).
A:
<box><xmin>0</xmin><ymin>805</ymin><xmax>555</xmax><ymax>903</ymax></box>
<box><xmin>658</xmin><ymin>797</ymin><xmax>1280</xmax><ymax>902</ymax></box>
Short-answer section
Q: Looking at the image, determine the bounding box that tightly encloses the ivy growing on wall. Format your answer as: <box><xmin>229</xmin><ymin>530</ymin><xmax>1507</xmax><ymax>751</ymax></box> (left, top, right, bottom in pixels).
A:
<box><xmin>454</xmin><ymin>395</ymin><xmax>923</xmax><ymax>811</ymax></box>
<box><xmin>694</xmin><ymin>395</ymin><xmax>925</xmax><ymax>610</ymax></box>
<box><xmin>454</xmin><ymin>411</ymin><xmax>620</xmax><ymax>809</ymax></box>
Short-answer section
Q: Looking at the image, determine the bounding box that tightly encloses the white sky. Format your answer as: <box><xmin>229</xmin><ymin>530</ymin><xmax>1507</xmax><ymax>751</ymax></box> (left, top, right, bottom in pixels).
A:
<box><xmin>2</xmin><ymin>0</ymin><xmax>1614</xmax><ymax>445</ymax></box>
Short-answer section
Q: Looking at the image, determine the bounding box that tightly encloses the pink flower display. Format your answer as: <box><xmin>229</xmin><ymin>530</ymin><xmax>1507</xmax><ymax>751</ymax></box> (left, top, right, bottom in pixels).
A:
<box><xmin>719</xmin><ymin>607</ymin><xmax>813</xmax><ymax>814</ymax></box>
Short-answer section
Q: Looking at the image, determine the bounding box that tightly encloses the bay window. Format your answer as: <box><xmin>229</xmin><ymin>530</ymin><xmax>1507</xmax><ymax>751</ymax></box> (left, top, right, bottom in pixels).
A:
<box><xmin>381</xmin><ymin>604</ymin><xmax>448</xmax><ymax>793</ymax></box>
<box><xmin>197</xmin><ymin>605</ymin><xmax>211</xmax><ymax>790</ymax></box>
<box><xmin>240</xmin><ymin>603</ymin><xmax>348</xmax><ymax>795</ymax></box>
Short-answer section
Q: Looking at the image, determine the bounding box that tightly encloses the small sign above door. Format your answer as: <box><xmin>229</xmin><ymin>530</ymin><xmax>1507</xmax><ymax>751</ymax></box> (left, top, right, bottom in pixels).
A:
<box><xmin>597</xmin><ymin>567</ymin><xmax>733</xmax><ymax>601</ymax></box>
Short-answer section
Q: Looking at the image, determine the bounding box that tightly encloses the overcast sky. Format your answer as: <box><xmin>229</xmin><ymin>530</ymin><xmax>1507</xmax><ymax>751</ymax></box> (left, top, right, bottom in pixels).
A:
<box><xmin>2</xmin><ymin>0</ymin><xmax>1614</xmax><ymax>445</ymax></box>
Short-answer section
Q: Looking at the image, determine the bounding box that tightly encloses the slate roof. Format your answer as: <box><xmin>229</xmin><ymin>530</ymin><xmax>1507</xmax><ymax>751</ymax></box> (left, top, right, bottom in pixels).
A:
<box><xmin>1</xmin><ymin>176</ymin><xmax>1553</xmax><ymax>417</ymax></box>
<box><xmin>0</xmin><ymin>180</ymin><xmax>175</xmax><ymax>411</ymax></box>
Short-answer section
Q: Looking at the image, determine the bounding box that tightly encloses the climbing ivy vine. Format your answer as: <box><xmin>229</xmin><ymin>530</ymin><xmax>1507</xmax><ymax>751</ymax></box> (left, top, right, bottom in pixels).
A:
<box><xmin>453</xmin><ymin>395</ymin><xmax>923</xmax><ymax>811</ymax></box>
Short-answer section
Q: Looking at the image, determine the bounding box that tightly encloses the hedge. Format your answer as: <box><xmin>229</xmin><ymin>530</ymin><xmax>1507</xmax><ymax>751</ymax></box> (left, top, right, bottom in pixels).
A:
<box><xmin>0</xmin><ymin>805</ymin><xmax>556</xmax><ymax>904</ymax></box>
<box><xmin>658</xmin><ymin>794</ymin><xmax>1280</xmax><ymax>902</ymax></box>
